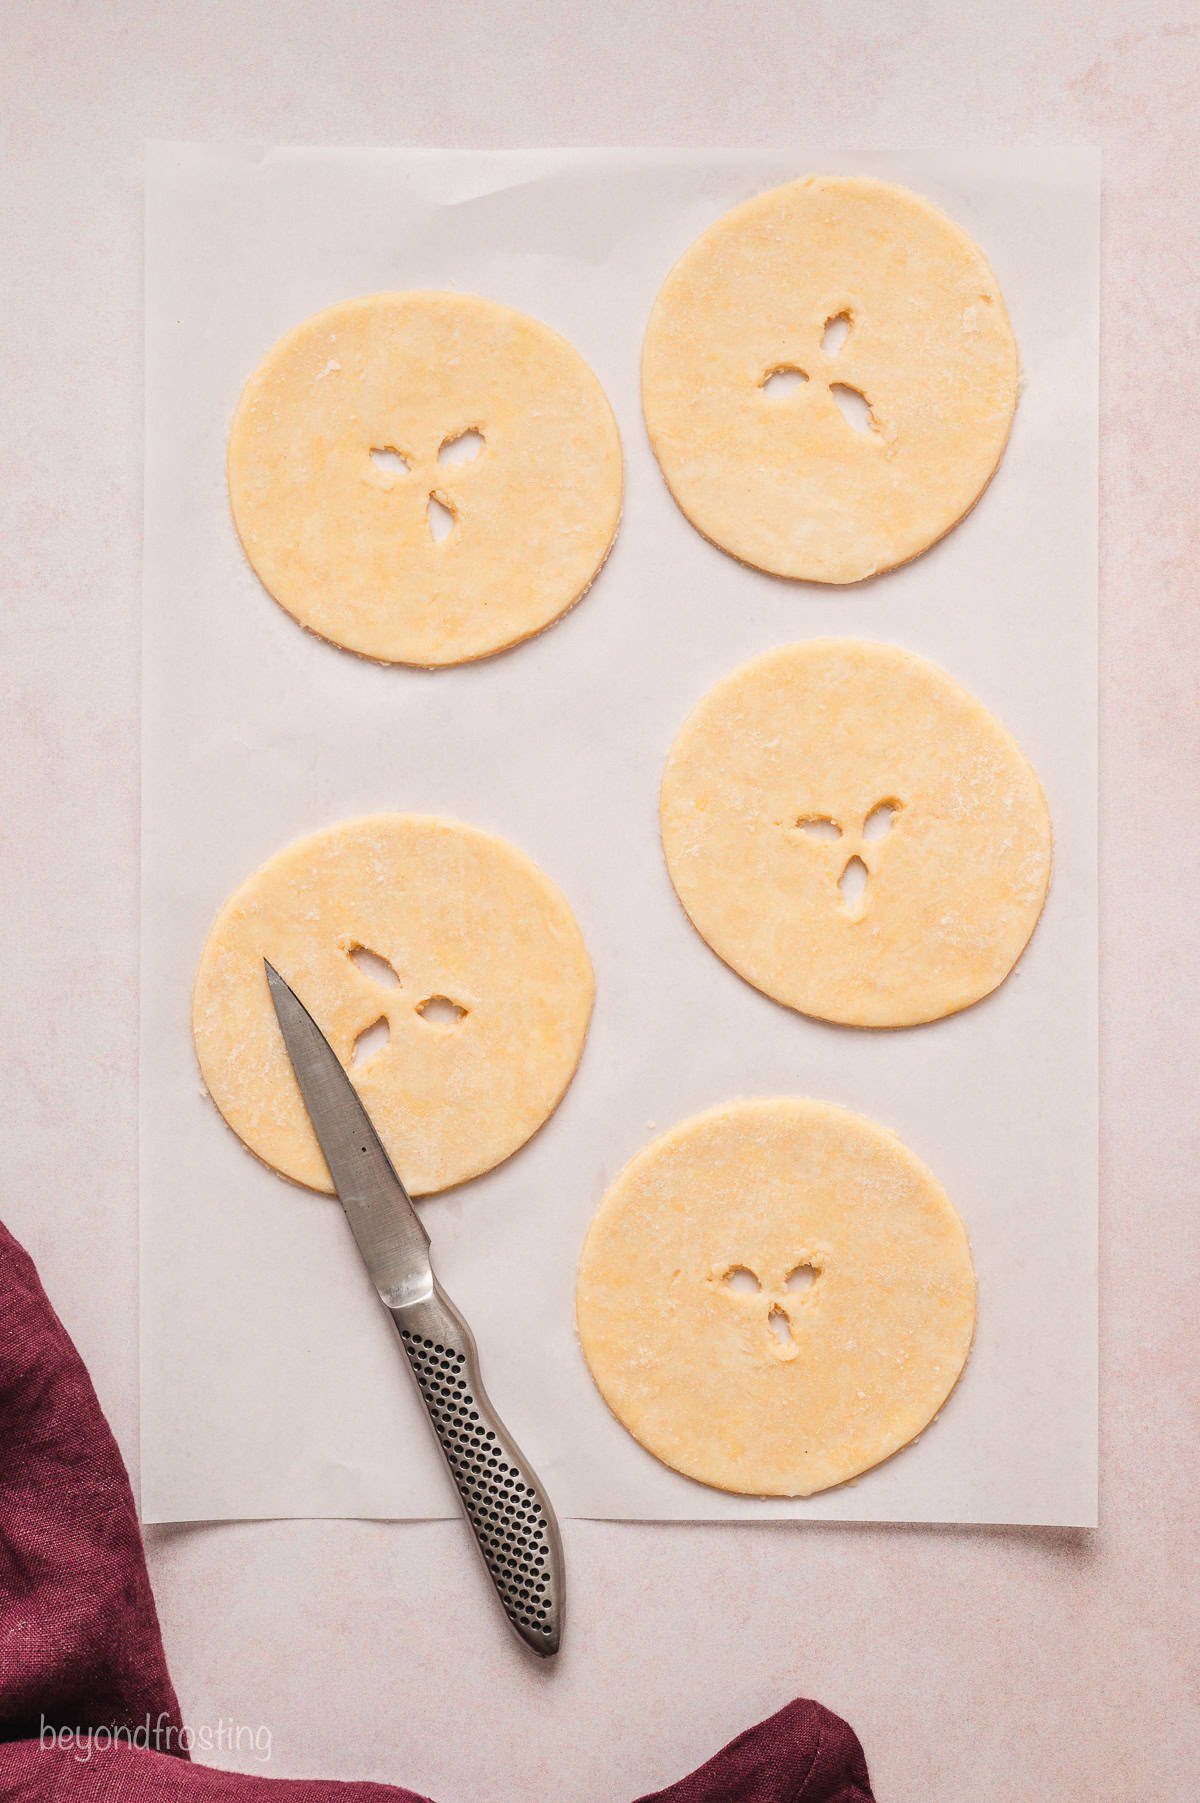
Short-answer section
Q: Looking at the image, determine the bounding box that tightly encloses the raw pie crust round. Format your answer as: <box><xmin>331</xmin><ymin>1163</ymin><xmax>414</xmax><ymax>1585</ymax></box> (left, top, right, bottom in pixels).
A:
<box><xmin>577</xmin><ymin>1098</ymin><xmax>976</xmax><ymax>1497</ymax></box>
<box><xmin>641</xmin><ymin>175</ymin><xmax>1019</xmax><ymax>583</ymax></box>
<box><xmin>228</xmin><ymin>292</ymin><xmax>623</xmax><ymax>665</ymax></box>
<box><xmin>660</xmin><ymin>640</ymin><xmax>1052</xmax><ymax>1028</ymax></box>
<box><xmin>192</xmin><ymin>815</ymin><xmax>594</xmax><ymax>1194</ymax></box>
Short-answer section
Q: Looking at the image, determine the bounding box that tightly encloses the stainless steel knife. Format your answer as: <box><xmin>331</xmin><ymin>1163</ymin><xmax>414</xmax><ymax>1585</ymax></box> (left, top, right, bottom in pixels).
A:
<box><xmin>264</xmin><ymin>959</ymin><xmax>564</xmax><ymax>1658</ymax></box>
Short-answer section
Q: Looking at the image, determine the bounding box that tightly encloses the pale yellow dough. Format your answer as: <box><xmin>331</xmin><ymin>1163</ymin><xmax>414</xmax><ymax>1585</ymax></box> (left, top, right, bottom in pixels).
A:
<box><xmin>661</xmin><ymin>640</ymin><xmax>1052</xmax><ymax>1028</ymax></box>
<box><xmin>228</xmin><ymin>292</ymin><xmax>623</xmax><ymax>665</ymax></box>
<box><xmin>641</xmin><ymin>176</ymin><xmax>1019</xmax><ymax>583</ymax></box>
<box><xmin>192</xmin><ymin>815</ymin><xmax>594</xmax><ymax>1194</ymax></box>
<box><xmin>577</xmin><ymin>1099</ymin><xmax>976</xmax><ymax>1497</ymax></box>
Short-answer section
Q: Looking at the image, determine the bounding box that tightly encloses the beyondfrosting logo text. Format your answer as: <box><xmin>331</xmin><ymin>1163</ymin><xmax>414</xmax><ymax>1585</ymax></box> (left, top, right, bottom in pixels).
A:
<box><xmin>39</xmin><ymin>1713</ymin><xmax>272</xmax><ymax>1764</ymax></box>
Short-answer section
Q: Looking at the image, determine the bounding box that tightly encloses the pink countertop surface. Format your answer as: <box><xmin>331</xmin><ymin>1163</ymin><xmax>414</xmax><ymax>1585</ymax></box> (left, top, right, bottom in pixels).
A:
<box><xmin>2</xmin><ymin>4</ymin><xmax>1197</xmax><ymax>1799</ymax></box>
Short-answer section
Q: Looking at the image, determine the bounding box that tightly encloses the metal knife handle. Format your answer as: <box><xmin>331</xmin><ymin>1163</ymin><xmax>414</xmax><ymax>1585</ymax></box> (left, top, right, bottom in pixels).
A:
<box><xmin>390</xmin><ymin>1283</ymin><xmax>564</xmax><ymax>1658</ymax></box>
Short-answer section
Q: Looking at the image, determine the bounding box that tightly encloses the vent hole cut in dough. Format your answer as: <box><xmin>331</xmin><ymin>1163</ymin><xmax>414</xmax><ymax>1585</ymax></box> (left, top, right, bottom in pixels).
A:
<box><xmin>829</xmin><ymin>383</ymin><xmax>875</xmax><ymax>435</ymax></box>
<box><xmin>838</xmin><ymin>855</ymin><xmax>869</xmax><ymax>914</ymax></box>
<box><xmin>821</xmin><ymin>312</ymin><xmax>852</xmax><ymax>357</ymax></box>
<box><xmin>348</xmin><ymin>945</ymin><xmax>402</xmax><ymax>987</ymax></box>
<box><xmin>427</xmin><ymin>495</ymin><xmax>456</xmax><ymax>542</ymax></box>
<box><xmin>723</xmin><ymin>1266</ymin><xmax>761</xmax><ymax>1295</ymax></box>
<box><xmin>416</xmin><ymin>994</ymin><xmax>469</xmax><ymax>1027</ymax></box>
<box><xmin>438</xmin><ymin>428</ymin><xmax>485</xmax><ymax>465</ymax></box>
<box><xmin>767</xmin><ymin>1306</ymin><xmax>792</xmax><ymax>1349</ymax></box>
<box><xmin>761</xmin><ymin>367</ymin><xmax>809</xmax><ymax>397</ymax></box>
<box><xmin>785</xmin><ymin>1262</ymin><xmax>817</xmax><ymax>1294</ymax></box>
<box><xmin>863</xmin><ymin>800</ymin><xmax>900</xmax><ymax>842</ymax></box>
<box><xmin>369</xmin><ymin>446</ymin><xmax>409</xmax><ymax>476</ymax></box>
<box><xmin>351</xmin><ymin>1015</ymin><xmax>390</xmax><ymax>1067</ymax></box>
<box><xmin>796</xmin><ymin>815</ymin><xmax>841</xmax><ymax>842</ymax></box>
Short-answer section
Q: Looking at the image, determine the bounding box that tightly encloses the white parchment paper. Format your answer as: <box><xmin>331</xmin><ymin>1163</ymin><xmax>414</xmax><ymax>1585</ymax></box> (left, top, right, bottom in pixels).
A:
<box><xmin>141</xmin><ymin>145</ymin><xmax>1098</xmax><ymax>1526</ymax></box>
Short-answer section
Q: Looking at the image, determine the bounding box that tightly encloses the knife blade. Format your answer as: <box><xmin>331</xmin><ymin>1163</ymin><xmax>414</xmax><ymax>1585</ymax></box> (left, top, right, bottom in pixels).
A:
<box><xmin>264</xmin><ymin>959</ymin><xmax>564</xmax><ymax>1658</ymax></box>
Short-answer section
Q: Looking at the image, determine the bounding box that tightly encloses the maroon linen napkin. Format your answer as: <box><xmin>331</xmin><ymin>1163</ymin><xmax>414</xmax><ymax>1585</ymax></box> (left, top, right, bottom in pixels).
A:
<box><xmin>0</xmin><ymin>1220</ymin><xmax>874</xmax><ymax>1801</ymax></box>
<box><xmin>632</xmin><ymin>1699</ymin><xmax>873</xmax><ymax>1802</ymax></box>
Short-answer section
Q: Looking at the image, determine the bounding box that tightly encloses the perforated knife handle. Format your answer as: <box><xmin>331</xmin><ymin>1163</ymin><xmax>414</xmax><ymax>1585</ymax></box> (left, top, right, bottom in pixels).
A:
<box><xmin>390</xmin><ymin>1283</ymin><xmax>564</xmax><ymax>1657</ymax></box>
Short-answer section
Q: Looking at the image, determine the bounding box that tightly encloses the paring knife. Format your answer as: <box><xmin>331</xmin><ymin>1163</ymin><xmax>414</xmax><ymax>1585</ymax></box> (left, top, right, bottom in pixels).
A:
<box><xmin>264</xmin><ymin>959</ymin><xmax>565</xmax><ymax>1657</ymax></box>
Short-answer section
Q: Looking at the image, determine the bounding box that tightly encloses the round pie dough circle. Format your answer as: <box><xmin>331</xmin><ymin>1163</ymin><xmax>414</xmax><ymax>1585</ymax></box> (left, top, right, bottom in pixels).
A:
<box><xmin>661</xmin><ymin>640</ymin><xmax>1052</xmax><ymax>1028</ymax></box>
<box><xmin>641</xmin><ymin>176</ymin><xmax>1019</xmax><ymax>583</ymax></box>
<box><xmin>192</xmin><ymin>815</ymin><xmax>594</xmax><ymax>1194</ymax></box>
<box><xmin>577</xmin><ymin>1099</ymin><xmax>976</xmax><ymax>1497</ymax></box>
<box><xmin>228</xmin><ymin>292</ymin><xmax>623</xmax><ymax>666</ymax></box>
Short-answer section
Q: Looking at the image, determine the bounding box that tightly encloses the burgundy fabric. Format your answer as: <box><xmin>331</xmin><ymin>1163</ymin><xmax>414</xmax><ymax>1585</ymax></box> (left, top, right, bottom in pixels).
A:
<box><xmin>0</xmin><ymin>1219</ymin><xmax>874</xmax><ymax>1800</ymax></box>
<box><xmin>0</xmin><ymin>1221</ymin><xmax>183</xmax><ymax>1750</ymax></box>
<box><xmin>633</xmin><ymin>1699</ymin><xmax>874</xmax><ymax>1803</ymax></box>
